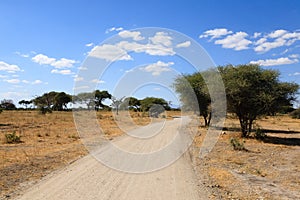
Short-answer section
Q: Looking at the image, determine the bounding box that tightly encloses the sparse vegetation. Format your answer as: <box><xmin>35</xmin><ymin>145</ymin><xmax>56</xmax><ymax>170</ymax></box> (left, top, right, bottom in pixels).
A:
<box><xmin>230</xmin><ymin>137</ymin><xmax>247</xmax><ymax>151</ymax></box>
<box><xmin>254</xmin><ymin>128</ymin><xmax>266</xmax><ymax>140</ymax></box>
<box><xmin>5</xmin><ymin>131</ymin><xmax>22</xmax><ymax>144</ymax></box>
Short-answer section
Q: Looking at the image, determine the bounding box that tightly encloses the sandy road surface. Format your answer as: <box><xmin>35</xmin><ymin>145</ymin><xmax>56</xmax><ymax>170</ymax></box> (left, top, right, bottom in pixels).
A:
<box><xmin>15</xmin><ymin>117</ymin><xmax>208</xmax><ymax>200</ymax></box>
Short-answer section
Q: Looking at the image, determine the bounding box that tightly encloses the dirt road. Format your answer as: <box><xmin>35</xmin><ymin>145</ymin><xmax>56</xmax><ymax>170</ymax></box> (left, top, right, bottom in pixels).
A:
<box><xmin>15</xmin><ymin>117</ymin><xmax>209</xmax><ymax>200</ymax></box>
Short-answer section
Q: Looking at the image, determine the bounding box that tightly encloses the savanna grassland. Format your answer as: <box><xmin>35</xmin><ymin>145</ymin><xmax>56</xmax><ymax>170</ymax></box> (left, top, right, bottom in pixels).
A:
<box><xmin>0</xmin><ymin>110</ymin><xmax>299</xmax><ymax>200</ymax></box>
<box><xmin>0</xmin><ymin>110</ymin><xmax>158</xmax><ymax>199</ymax></box>
<box><xmin>193</xmin><ymin>115</ymin><xmax>300</xmax><ymax>200</ymax></box>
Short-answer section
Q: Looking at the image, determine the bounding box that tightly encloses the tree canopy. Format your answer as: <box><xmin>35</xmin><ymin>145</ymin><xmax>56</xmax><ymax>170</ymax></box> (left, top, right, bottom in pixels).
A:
<box><xmin>174</xmin><ymin>64</ymin><xmax>299</xmax><ymax>137</ymax></box>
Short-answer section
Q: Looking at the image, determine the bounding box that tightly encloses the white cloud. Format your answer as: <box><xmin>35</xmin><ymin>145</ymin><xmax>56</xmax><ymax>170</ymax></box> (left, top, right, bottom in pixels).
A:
<box><xmin>200</xmin><ymin>28</ymin><xmax>233</xmax><ymax>39</ymax></box>
<box><xmin>32</xmin><ymin>54</ymin><xmax>56</xmax><ymax>65</ymax></box>
<box><xmin>250</xmin><ymin>57</ymin><xmax>299</xmax><ymax>66</ymax></box>
<box><xmin>32</xmin><ymin>53</ymin><xmax>76</xmax><ymax>69</ymax></box>
<box><xmin>141</xmin><ymin>61</ymin><xmax>174</xmax><ymax>76</ymax></box>
<box><xmin>15</xmin><ymin>51</ymin><xmax>30</xmax><ymax>58</ymax></box>
<box><xmin>215</xmin><ymin>32</ymin><xmax>252</xmax><ymax>50</ymax></box>
<box><xmin>51</xmin><ymin>69</ymin><xmax>74</xmax><ymax>75</ymax></box>
<box><xmin>32</xmin><ymin>80</ymin><xmax>42</xmax><ymax>84</ymax></box>
<box><xmin>105</xmin><ymin>27</ymin><xmax>124</xmax><ymax>33</ymax></box>
<box><xmin>5</xmin><ymin>78</ymin><xmax>20</xmax><ymax>84</ymax></box>
<box><xmin>290</xmin><ymin>72</ymin><xmax>300</xmax><ymax>76</ymax></box>
<box><xmin>89</xmin><ymin>44</ymin><xmax>132</xmax><ymax>61</ymax></box>
<box><xmin>118</xmin><ymin>30</ymin><xmax>144</xmax><ymax>41</ymax></box>
<box><xmin>253</xmin><ymin>32</ymin><xmax>262</xmax><ymax>38</ymax></box>
<box><xmin>289</xmin><ymin>54</ymin><xmax>299</xmax><ymax>58</ymax></box>
<box><xmin>268</xmin><ymin>29</ymin><xmax>288</xmax><ymax>38</ymax></box>
<box><xmin>85</xmin><ymin>43</ymin><xmax>94</xmax><ymax>47</ymax></box>
<box><xmin>254</xmin><ymin>37</ymin><xmax>286</xmax><ymax>52</ymax></box>
<box><xmin>90</xmin><ymin>79</ymin><xmax>105</xmax><ymax>84</ymax></box>
<box><xmin>0</xmin><ymin>61</ymin><xmax>21</xmax><ymax>73</ymax></box>
<box><xmin>153</xmin><ymin>87</ymin><xmax>161</xmax><ymax>91</ymax></box>
<box><xmin>149</xmin><ymin>32</ymin><xmax>172</xmax><ymax>47</ymax></box>
<box><xmin>176</xmin><ymin>41</ymin><xmax>191</xmax><ymax>48</ymax></box>
<box><xmin>22</xmin><ymin>80</ymin><xmax>30</xmax><ymax>84</ymax></box>
<box><xmin>51</xmin><ymin>58</ymin><xmax>76</xmax><ymax>69</ymax></box>
<box><xmin>117</xmin><ymin>41</ymin><xmax>175</xmax><ymax>56</ymax></box>
<box><xmin>254</xmin><ymin>30</ymin><xmax>300</xmax><ymax>53</ymax></box>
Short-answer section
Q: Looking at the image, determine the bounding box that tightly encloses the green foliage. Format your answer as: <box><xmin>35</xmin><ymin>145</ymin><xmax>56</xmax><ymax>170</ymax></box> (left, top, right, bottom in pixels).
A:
<box><xmin>230</xmin><ymin>137</ymin><xmax>247</xmax><ymax>151</ymax></box>
<box><xmin>5</xmin><ymin>131</ymin><xmax>22</xmax><ymax>144</ymax></box>
<box><xmin>0</xmin><ymin>108</ymin><xmax>2</xmax><ymax>113</ymax></box>
<box><xmin>74</xmin><ymin>90</ymin><xmax>112</xmax><ymax>110</ymax></box>
<box><xmin>0</xmin><ymin>99</ymin><xmax>16</xmax><ymax>110</ymax></box>
<box><xmin>255</xmin><ymin>128</ymin><xmax>266</xmax><ymax>140</ymax></box>
<box><xmin>219</xmin><ymin>64</ymin><xmax>299</xmax><ymax>137</ymax></box>
<box><xmin>290</xmin><ymin>108</ymin><xmax>300</xmax><ymax>119</ymax></box>
<box><xmin>18</xmin><ymin>100</ymin><xmax>33</xmax><ymax>109</ymax></box>
<box><xmin>120</xmin><ymin>97</ymin><xmax>141</xmax><ymax>111</ymax></box>
<box><xmin>140</xmin><ymin>97</ymin><xmax>170</xmax><ymax>117</ymax></box>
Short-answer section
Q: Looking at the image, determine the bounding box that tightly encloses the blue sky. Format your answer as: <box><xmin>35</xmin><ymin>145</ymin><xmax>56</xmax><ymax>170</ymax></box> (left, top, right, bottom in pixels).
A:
<box><xmin>0</xmin><ymin>0</ymin><xmax>300</xmax><ymax>107</ymax></box>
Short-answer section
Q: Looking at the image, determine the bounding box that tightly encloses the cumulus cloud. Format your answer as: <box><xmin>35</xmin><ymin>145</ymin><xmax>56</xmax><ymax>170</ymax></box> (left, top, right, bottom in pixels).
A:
<box><xmin>51</xmin><ymin>69</ymin><xmax>74</xmax><ymax>75</ymax></box>
<box><xmin>149</xmin><ymin>32</ymin><xmax>172</xmax><ymax>47</ymax></box>
<box><xmin>32</xmin><ymin>80</ymin><xmax>42</xmax><ymax>84</ymax></box>
<box><xmin>253</xmin><ymin>32</ymin><xmax>262</xmax><ymax>38</ymax></box>
<box><xmin>0</xmin><ymin>61</ymin><xmax>21</xmax><ymax>73</ymax></box>
<box><xmin>118</xmin><ymin>30</ymin><xmax>145</xmax><ymax>41</ymax></box>
<box><xmin>32</xmin><ymin>54</ymin><xmax>76</xmax><ymax>69</ymax></box>
<box><xmin>250</xmin><ymin>57</ymin><xmax>299</xmax><ymax>66</ymax></box>
<box><xmin>254</xmin><ymin>30</ymin><xmax>300</xmax><ymax>53</ymax></box>
<box><xmin>176</xmin><ymin>41</ymin><xmax>191</xmax><ymax>48</ymax></box>
<box><xmin>200</xmin><ymin>28</ymin><xmax>300</xmax><ymax>53</ymax></box>
<box><xmin>89</xmin><ymin>32</ymin><xmax>177</xmax><ymax>62</ymax></box>
<box><xmin>215</xmin><ymin>32</ymin><xmax>252</xmax><ymax>50</ymax></box>
<box><xmin>51</xmin><ymin>58</ymin><xmax>76</xmax><ymax>69</ymax></box>
<box><xmin>200</xmin><ymin>28</ymin><xmax>233</xmax><ymax>39</ymax></box>
<box><xmin>268</xmin><ymin>29</ymin><xmax>288</xmax><ymax>38</ymax></box>
<box><xmin>89</xmin><ymin>44</ymin><xmax>132</xmax><ymax>61</ymax></box>
<box><xmin>141</xmin><ymin>61</ymin><xmax>174</xmax><ymax>76</ymax></box>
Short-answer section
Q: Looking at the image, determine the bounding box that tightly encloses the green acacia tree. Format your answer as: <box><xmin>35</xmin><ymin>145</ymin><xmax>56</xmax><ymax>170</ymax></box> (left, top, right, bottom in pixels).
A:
<box><xmin>219</xmin><ymin>64</ymin><xmax>298</xmax><ymax>137</ymax></box>
<box><xmin>174</xmin><ymin>64</ymin><xmax>299</xmax><ymax>137</ymax></box>
<box><xmin>174</xmin><ymin>73</ymin><xmax>211</xmax><ymax>126</ymax></box>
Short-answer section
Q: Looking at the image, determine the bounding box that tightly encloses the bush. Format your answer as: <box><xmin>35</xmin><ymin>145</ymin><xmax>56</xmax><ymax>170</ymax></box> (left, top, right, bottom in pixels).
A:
<box><xmin>5</xmin><ymin>131</ymin><xmax>22</xmax><ymax>144</ymax></box>
<box><xmin>290</xmin><ymin>108</ymin><xmax>300</xmax><ymax>119</ymax></box>
<box><xmin>255</xmin><ymin>128</ymin><xmax>266</xmax><ymax>140</ymax></box>
<box><xmin>230</xmin><ymin>137</ymin><xmax>247</xmax><ymax>151</ymax></box>
<box><xmin>0</xmin><ymin>108</ymin><xmax>2</xmax><ymax>113</ymax></box>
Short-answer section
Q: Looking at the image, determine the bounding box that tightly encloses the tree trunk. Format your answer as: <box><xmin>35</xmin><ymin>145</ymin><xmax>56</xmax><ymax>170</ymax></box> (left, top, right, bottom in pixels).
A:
<box><xmin>203</xmin><ymin>116</ymin><xmax>208</xmax><ymax>127</ymax></box>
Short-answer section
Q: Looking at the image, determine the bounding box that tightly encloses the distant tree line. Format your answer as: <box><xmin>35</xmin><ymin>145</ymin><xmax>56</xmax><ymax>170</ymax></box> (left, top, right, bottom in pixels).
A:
<box><xmin>0</xmin><ymin>90</ymin><xmax>172</xmax><ymax>117</ymax></box>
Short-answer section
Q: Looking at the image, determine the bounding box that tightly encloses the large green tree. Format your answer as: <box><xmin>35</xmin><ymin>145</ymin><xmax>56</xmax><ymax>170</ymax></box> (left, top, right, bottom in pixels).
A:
<box><xmin>140</xmin><ymin>97</ymin><xmax>171</xmax><ymax>117</ymax></box>
<box><xmin>94</xmin><ymin>90</ymin><xmax>111</xmax><ymax>110</ymax></box>
<box><xmin>220</xmin><ymin>64</ymin><xmax>298</xmax><ymax>137</ymax></box>
<box><xmin>33</xmin><ymin>91</ymin><xmax>72</xmax><ymax>111</ymax></box>
<box><xmin>174</xmin><ymin>72</ymin><xmax>211</xmax><ymax>126</ymax></box>
<box><xmin>174</xmin><ymin>64</ymin><xmax>299</xmax><ymax>137</ymax></box>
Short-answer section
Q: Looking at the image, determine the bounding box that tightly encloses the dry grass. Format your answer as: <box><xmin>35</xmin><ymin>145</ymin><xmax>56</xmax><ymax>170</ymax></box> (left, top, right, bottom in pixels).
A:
<box><xmin>0</xmin><ymin>110</ymin><xmax>179</xmax><ymax>198</ymax></box>
<box><xmin>193</xmin><ymin>114</ymin><xmax>300</xmax><ymax>200</ymax></box>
